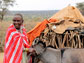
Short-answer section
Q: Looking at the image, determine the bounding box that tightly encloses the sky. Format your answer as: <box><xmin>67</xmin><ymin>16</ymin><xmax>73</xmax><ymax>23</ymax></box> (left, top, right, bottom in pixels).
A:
<box><xmin>9</xmin><ymin>0</ymin><xmax>84</xmax><ymax>11</ymax></box>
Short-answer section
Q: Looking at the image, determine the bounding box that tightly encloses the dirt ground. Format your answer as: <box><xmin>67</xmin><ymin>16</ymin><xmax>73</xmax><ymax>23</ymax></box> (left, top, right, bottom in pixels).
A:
<box><xmin>0</xmin><ymin>52</ymin><xmax>4</xmax><ymax>63</ymax></box>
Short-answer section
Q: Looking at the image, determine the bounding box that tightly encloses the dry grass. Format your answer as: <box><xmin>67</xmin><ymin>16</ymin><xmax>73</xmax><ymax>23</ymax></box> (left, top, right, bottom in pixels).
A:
<box><xmin>0</xmin><ymin>21</ymin><xmax>12</xmax><ymax>45</ymax></box>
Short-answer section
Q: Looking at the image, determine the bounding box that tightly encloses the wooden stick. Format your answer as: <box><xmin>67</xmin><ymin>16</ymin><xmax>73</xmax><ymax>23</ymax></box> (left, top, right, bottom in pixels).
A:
<box><xmin>66</xmin><ymin>33</ymin><xmax>69</xmax><ymax>47</ymax></box>
<box><xmin>77</xmin><ymin>35</ymin><xmax>81</xmax><ymax>48</ymax></box>
<box><xmin>62</xmin><ymin>32</ymin><xmax>68</xmax><ymax>48</ymax></box>
<box><xmin>52</xmin><ymin>34</ymin><xmax>55</xmax><ymax>47</ymax></box>
<box><xmin>57</xmin><ymin>34</ymin><xmax>62</xmax><ymax>48</ymax></box>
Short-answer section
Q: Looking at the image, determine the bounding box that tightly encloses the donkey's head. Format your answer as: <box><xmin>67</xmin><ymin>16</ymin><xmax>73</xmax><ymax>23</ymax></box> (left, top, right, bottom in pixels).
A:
<box><xmin>33</xmin><ymin>40</ymin><xmax>46</xmax><ymax>55</ymax></box>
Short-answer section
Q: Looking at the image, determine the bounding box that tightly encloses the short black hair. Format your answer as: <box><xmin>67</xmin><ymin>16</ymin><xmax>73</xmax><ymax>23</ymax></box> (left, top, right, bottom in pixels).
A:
<box><xmin>15</xmin><ymin>13</ymin><xmax>23</xmax><ymax>20</ymax></box>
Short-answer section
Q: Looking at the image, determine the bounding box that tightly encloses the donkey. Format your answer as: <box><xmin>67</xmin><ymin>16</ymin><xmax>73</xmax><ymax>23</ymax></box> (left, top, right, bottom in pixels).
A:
<box><xmin>32</xmin><ymin>41</ymin><xmax>61</xmax><ymax>63</ymax></box>
<box><xmin>32</xmin><ymin>40</ymin><xmax>84</xmax><ymax>63</ymax></box>
<box><xmin>62</xmin><ymin>48</ymin><xmax>84</xmax><ymax>63</ymax></box>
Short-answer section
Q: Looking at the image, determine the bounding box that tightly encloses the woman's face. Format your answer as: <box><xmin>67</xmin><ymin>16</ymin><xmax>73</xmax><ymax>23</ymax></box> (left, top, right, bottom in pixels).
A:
<box><xmin>13</xmin><ymin>16</ymin><xmax>23</xmax><ymax>30</ymax></box>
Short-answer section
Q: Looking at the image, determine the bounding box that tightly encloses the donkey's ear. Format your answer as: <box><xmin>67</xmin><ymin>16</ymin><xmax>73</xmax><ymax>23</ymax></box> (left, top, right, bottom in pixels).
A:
<box><xmin>37</xmin><ymin>41</ymin><xmax>46</xmax><ymax>48</ymax></box>
<box><xmin>43</xmin><ymin>42</ymin><xmax>46</xmax><ymax>48</ymax></box>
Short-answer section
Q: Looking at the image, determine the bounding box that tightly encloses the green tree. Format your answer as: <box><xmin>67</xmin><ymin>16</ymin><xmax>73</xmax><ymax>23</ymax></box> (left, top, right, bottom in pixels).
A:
<box><xmin>76</xmin><ymin>2</ymin><xmax>84</xmax><ymax>15</ymax></box>
<box><xmin>0</xmin><ymin>0</ymin><xmax>15</xmax><ymax>21</ymax></box>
